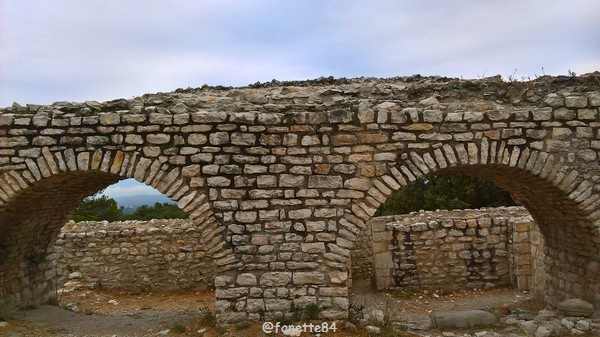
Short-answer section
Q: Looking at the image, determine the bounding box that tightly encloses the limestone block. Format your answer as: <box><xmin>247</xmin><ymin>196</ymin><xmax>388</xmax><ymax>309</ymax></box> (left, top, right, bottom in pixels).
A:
<box><xmin>293</xmin><ymin>272</ymin><xmax>326</xmax><ymax>285</ymax></box>
<box><xmin>265</xmin><ymin>299</ymin><xmax>291</xmax><ymax>311</ymax></box>
<box><xmin>431</xmin><ymin>310</ymin><xmax>498</xmax><ymax>328</ymax></box>
<box><xmin>260</xmin><ymin>272</ymin><xmax>292</xmax><ymax>286</ymax></box>
<box><xmin>557</xmin><ymin>298</ymin><xmax>594</xmax><ymax>317</ymax></box>
<box><xmin>99</xmin><ymin>113</ymin><xmax>120</xmax><ymax>125</ymax></box>
<box><xmin>191</xmin><ymin>111</ymin><xmax>227</xmax><ymax>123</ymax></box>
<box><xmin>146</xmin><ymin>134</ymin><xmax>170</xmax><ymax>144</ymax></box>
<box><xmin>236</xmin><ymin>273</ymin><xmax>257</xmax><ymax>286</ymax></box>
<box><xmin>246</xmin><ymin>299</ymin><xmax>265</xmax><ymax>312</ymax></box>
<box><xmin>257</xmin><ymin>113</ymin><xmax>282</xmax><ymax>124</ymax></box>
<box><xmin>231</xmin><ymin>132</ymin><xmax>256</xmax><ymax>146</ymax></box>
<box><xmin>209</xmin><ymin>132</ymin><xmax>229</xmax><ymax>145</ymax></box>
<box><xmin>565</xmin><ymin>96</ymin><xmax>588</xmax><ymax>108</ymax></box>
<box><xmin>301</xmin><ymin>242</ymin><xmax>326</xmax><ymax>253</ymax></box>
<box><xmin>308</xmin><ymin>175</ymin><xmax>343</xmax><ymax>189</ymax></box>
<box><xmin>188</xmin><ymin>134</ymin><xmax>207</xmax><ymax>145</ymax></box>
<box><xmin>279</xmin><ymin>174</ymin><xmax>305</xmax><ymax>187</ymax></box>
<box><xmin>148</xmin><ymin>113</ymin><xmax>172</xmax><ymax>125</ymax></box>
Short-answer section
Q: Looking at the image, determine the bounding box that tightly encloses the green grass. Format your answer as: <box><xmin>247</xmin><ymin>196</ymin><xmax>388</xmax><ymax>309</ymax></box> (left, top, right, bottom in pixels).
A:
<box><xmin>289</xmin><ymin>302</ymin><xmax>322</xmax><ymax>322</ymax></box>
<box><xmin>234</xmin><ymin>321</ymin><xmax>252</xmax><ymax>330</ymax></box>
<box><xmin>46</xmin><ymin>297</ymin><xmax>60</xmax><ymax>306</ymax></box>
<box><xmin>170</xmin><ymin>323</ymin><xmax>186</xmax><ymax>333</ymax></box>
<box><xmin>275</xmin><ymin>314</ymin><xmax>292</xmax><ymax>325</ymax></box>
<box><xmin>303</xmin><ymin>303</ymin><xmax>321</xmax><ymax>320</ymax></box>
<box><xmin>23</xmin><ymin>304</ymin><xmax>38</xmax><ymax>310</ymax></box>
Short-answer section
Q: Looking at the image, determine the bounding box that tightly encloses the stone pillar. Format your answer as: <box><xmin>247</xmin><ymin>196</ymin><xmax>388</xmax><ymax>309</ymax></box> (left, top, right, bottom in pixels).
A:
<box><xmin>215</xmin><ymin>264</ymin><xmax>350</xmax><ymax>322</ymax></box>
<box><xmin>372</xmin><ymin>219</ymin><xmax>394</xmax><ymax>290</ymax></box>
<box><xmin>213</xmin><ymin>208</ymin><xmax>352</xmax><ymax>323</ymax></box>
<box><xmin>511</xmin><ymin>219</ymin><xmax>534</xmax><ymax>291</ymax></box>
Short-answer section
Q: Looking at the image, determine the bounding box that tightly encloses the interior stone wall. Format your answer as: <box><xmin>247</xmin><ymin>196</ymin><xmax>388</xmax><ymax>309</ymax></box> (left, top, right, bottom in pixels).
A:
<box><xmin>53</xmin><ymin>219</ymin><xmax>214</xmax><ymax>292</ymax></box>
<box><xmin>370</xmin><ymin>207</ymin><xmax>544</xmax><ymax>292</ymax></box>
<box><xmin>508</xmin><ymin>215</ymin><xmax>545</xmax><ymax>293</ymax></box>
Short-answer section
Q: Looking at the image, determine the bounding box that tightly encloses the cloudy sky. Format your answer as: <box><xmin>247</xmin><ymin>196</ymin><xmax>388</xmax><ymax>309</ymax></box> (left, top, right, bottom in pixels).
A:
<box><xmin>1</xmin><ymin>0</ymin><xmax>599</xmax><ymax>198</ymax></box>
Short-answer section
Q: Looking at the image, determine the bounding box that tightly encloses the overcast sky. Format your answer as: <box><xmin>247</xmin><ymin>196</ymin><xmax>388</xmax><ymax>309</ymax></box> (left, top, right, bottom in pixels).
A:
<box><xmin>1</xmin><ymin>0</ymin><xmax>599</xmax><ymax>198</ymax></box>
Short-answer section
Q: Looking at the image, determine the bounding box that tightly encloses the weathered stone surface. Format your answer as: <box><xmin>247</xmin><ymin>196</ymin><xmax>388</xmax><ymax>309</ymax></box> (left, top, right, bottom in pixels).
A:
<box><xmin>279</xmin><ymin>174</ymin><xmax>305</xmax><ymax>187</ymax></box>
<box><xmin>301</xmin><ymin>242</ymin><xmax>326</xmax><ymax>253</ymax></box>
<box><xmin>308</xmin><ymin>175</ymin><xmax>343</xmax><ymax>188</ymax></box>
<box><xmin>367</xmin><ymin>207</ymin><xmax>536</xmax><ymax>292</ymax></box>
<box><xmin>293</xmin><ymin>272</ymin><xmax>326</xmax><ymax>285</ymax></box>
<box><xmin>260</xmin><ymin>272</ymin><xmax>292</xmax><ymax>286</ymax></box>
<box><xmin>431</xmin><ymin>310</ymin><xmax>498</xmax><ymax>328</ymax></box>
<box><xmin>0</xmin><ymin>74</ymin><xmax>599</xmax><ymax>325</ymax></box>
<box><xmin>236</xmin><ymin>273</ymin><xmax>257</xmax><ymax>286</ymax></box>
<box><xmin>53</xmin><ymin>220</ymin><xmax>213</xmax><ymax>292</ymax></box>
<box><xmin>534</xmin><ymin>325</ymin><xmax>551</xmax><ymax>337</ymax></box>
<box><xmin>557</xmin><ymin>298</ymin><xmax>594</xmax><ymax>317</ymax></box>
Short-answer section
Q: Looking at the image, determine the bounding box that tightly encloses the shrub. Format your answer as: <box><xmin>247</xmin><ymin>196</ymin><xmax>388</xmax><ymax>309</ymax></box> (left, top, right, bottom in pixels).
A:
<box><xmin>304</xmin><ymin>303</ymin><xmax>321</xmax><ymax>320</ymax></box>
<box><xmin>170</xmin><ymin>323</ymin><xmax>186</xmax><ymax>333</ymax></box>
<box><xmin>46</xmin><ymin>297</ymin><xmax>60</xmax><ymax>306</ymax></box>
<box><xmin>199</xmin><ymin>307</ymin><xmax>216</xmax><ymax>327</ymax></box>
<box><xmin>234</xmin><ymin>321</ymin><xmax>252</xmax><ymax>330</ymax></box>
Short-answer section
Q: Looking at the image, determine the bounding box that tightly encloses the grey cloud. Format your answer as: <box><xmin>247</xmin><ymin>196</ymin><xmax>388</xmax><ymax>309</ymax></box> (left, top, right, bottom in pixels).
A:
<box><xmin>1</xmin><ymin>0</ymin><xmax>598</xmax><ymax>106</ymax></box>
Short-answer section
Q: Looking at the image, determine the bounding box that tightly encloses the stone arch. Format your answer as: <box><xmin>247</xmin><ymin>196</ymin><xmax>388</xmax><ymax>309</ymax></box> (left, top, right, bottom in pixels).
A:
<box><xmin>344</xmin><ymin>140</ymin><xmax>600</xmax><ymax>306</ymax></box>
<box><xmin>0</xmin><ymin>147</ymin><xmax>234</xmax><ymax>305</ymax></box>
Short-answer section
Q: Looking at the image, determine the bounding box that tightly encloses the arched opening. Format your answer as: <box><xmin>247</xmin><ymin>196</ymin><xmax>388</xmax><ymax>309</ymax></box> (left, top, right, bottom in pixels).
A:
<box><xmin>358</xmin><ymin>171</ymin><xmax>542</xmax><ymax>294</ymax></box>
<box><xmin>349</xmin><ymin>155</ymin><xmax>599</xmax><ymax>310</ymax></box>
<box><xmin>0</xmin><ymin>171</ymin><xmax>120</xmax><ymax>304</ymax></box>
<box><xmin>352</xmin><ymin>173</ymin><xmax>516</xmax><ymax>289</ymax></box>
<box><xmin>440</xmin><ymin>164</ymin><xmax>598</xmax><ymax>305</ymax></box>
<box><xmin>0</xmin><ymin>152</ymin><xmax>220</xmax><ymax>308</ymax></box>
<box><xmin>342</xmin><ymin>151</ymin><xmax>599</xmax><ymax>333</ymax></box>
<box><xmin>54</xmin><ymin>178</ymin><xmax>214</xmax><ymax>296</ymax></box>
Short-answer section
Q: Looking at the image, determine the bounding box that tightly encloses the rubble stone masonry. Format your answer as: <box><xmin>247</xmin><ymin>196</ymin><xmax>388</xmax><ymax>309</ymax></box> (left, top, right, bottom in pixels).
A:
<box><xmin>53</xmin><ymin>219</ymin><xmax>214</xmax><ymax>292</ymax></box>
<box><xmin>367</xmin><ymin>207</ymin><xmax>543</xmax><ymax>294</ymax></box>
<box><xmin>1</xmin><ymin>73</ymin><xmax>599</xmax><ymax>321</ymax></box>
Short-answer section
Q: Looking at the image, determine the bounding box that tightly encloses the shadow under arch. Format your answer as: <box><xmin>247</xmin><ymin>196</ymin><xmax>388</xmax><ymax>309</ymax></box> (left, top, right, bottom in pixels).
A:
<box><xmin>345</xmin><ymin>145</ymin><xmax>600</xmax><ymax>307</ymax></box>
<box><xmin>0</xmin><ymin>148</ymin><xmax>232</xmax><ymax>306</ymax></box>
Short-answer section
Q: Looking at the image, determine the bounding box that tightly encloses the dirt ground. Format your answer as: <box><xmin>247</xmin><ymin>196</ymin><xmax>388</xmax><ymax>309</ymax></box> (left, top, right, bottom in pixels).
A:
<box><xmin>0</xmin><ymin>283</ymin><xmax>542</xmax><ymax>337</ymax></box>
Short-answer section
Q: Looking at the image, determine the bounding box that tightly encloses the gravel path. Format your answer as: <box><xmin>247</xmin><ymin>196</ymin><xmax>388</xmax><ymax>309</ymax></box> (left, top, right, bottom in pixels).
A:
<box><xmin>0</xmin><ymin>284</ymin><xmax>543</xmax><ymax>337</ymax></box>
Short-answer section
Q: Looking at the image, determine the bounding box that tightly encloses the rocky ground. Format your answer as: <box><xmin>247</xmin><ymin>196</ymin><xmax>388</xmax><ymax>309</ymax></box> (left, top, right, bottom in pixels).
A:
<box><xmin>1</xmin><ymin>281</ymin><xmax>599</xmax><ymax>337</ymax></box>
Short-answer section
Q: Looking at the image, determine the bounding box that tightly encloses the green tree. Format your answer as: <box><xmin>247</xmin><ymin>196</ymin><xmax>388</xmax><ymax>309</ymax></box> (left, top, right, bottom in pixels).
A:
<box><xmin>124</xmin><ymin>202</ymin><xmax>187</xmax><ymax>221</ymax></box>
<box><xmin>72</xmin><ymin>193</ymin><xmax>124</xmax><ymax>222</ymax></box>
<box><xmin>377</xmin><ymin>173</ymin><xmax>516</xmax><ymax>216</ymax></box>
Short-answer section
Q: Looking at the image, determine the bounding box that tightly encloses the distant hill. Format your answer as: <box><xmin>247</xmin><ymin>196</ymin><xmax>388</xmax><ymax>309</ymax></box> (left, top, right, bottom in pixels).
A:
<box><xmin>112</xmin><ymin>194</ymin><xmax>175</xmax><ymax>214</ymax></box>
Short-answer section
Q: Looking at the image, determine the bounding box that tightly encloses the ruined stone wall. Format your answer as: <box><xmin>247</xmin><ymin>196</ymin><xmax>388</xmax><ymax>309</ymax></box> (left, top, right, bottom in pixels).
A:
<box><xmin>509</xmin><ymin>217</ymin><xmax>546</xmax><ymax>296</ymax></box>
<box><xmin>1</xmin><ymin>74</ymin><xmax>600</xmax><ymax>321</ymax></box>
<box><xmin>370</xmin><ymin>207</ymin><xmax>539</xmax><ymax>291</ymax></box>
<box><xmin>53</xmin><ymin>219</ymin><xmax>214</xmax><ymax>292</ymax></box>
<box><xmin>351</xmin><ymin>225</ymin><xmax>374</xmax><ymax>281</ymax></box>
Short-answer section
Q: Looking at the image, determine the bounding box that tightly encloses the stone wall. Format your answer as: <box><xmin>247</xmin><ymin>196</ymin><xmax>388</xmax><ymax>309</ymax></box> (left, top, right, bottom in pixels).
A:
<box><xmin>370</xmin><ymin>207</ymin><xmax>544</xmax><ymax>292</ymax></box>
<box><xmin>351</xmin><ymin>225</ymin><xmax>374</xmax><ymax>282</ymax></box>
<box><xmin>53</xmin><ymin>219</ymin><xmax>214</xmax><ymax>292</ymax></box>
<box><xmin>509</xmin><ymin>217</ymin><xmax>545</xmax><ymax>296</ymax></box>
<box><xmin>1</xmin><ymin>74</ymin><xmax>599</xmax><ymax>321</ymax></box>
